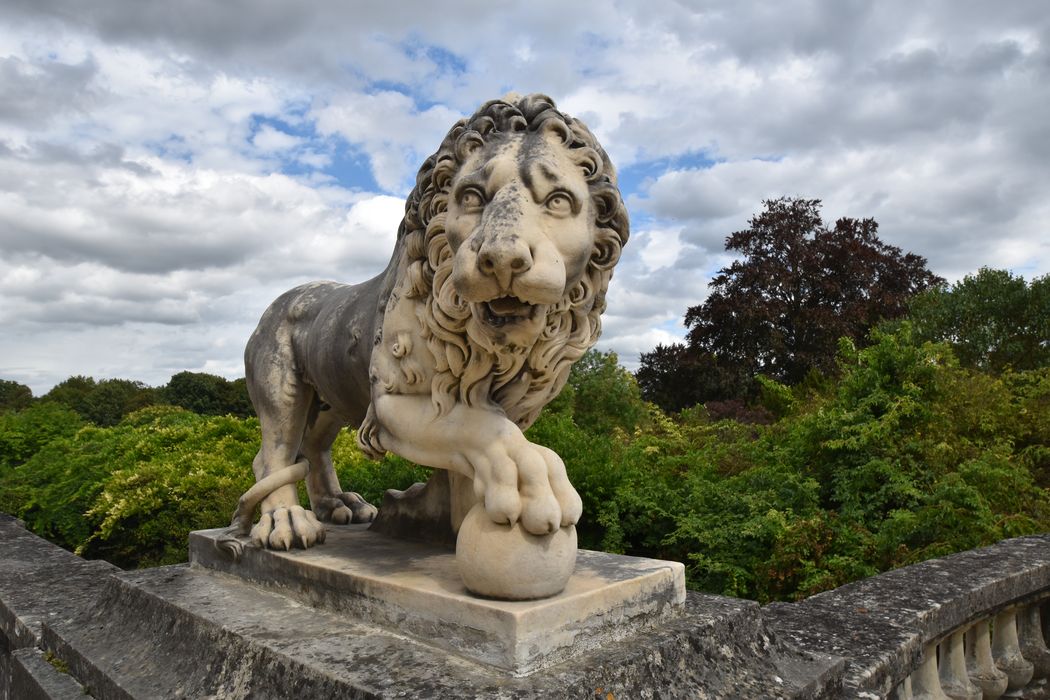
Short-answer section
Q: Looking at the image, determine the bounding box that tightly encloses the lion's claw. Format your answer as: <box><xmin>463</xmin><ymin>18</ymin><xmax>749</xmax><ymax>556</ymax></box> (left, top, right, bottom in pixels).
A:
<box><xmin>314</xmin><ymin>492</ymin><xmax>377</xmax><ymax>524</ymax></box>
<box><xmin>470</xmin><ymin>437</ymin><xmax>581</xmax><ymax>536</ymax></box>
<box><xmin>250</xmin><ymin>505</ymin><xmax>325</xmax><ymax>550</ymax></box>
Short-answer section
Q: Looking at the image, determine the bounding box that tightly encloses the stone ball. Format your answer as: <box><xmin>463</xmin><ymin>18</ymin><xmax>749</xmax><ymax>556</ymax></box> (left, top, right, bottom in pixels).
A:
<box><xmin>455</xmin><ymin>504</ymin><xmax>577</xmax><ymax>600</ymax></box>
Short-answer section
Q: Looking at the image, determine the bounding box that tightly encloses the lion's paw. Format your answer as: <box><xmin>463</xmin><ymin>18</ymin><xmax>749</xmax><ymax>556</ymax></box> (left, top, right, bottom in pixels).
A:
<box><xmin>471</xmin><ymin>440</ymin><xmax>582</xmax><ymax>536</ymax></box>
<box><xmin>314</xmin><ymin>492</ymin><xmax>378</xmax><ymax>525</ymax></box>
<box><xmin>250</xmin><ymin>505</ymin><xmax>326</xmax><ymax>550</ymax></box>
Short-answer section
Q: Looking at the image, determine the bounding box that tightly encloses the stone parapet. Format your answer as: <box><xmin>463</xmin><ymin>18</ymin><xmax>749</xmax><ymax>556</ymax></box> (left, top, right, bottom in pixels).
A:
<box><xmin>763</xmin><ymin>533</ymin><xmax>1050</xmax><ymax>697</ymax></box>
<box><xmin>1</xmin><ymin>516</ymin><xmax>839</xmax><ymax>698</ymax></box>
<box><xmin>5</xmin><ymin>512</ymin><xmax>1050</xmax><ymax>698</ymax></box>
<box><xmin>0</xmin><ymin>513</ymin><xmax>117</xmax><ymax>700</ymax></box>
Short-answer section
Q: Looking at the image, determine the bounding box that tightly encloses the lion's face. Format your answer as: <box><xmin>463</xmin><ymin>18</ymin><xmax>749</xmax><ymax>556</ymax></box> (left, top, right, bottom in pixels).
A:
<box><xmin>444</xmin><ymin>131</ymin><xmax>597</xmax><ymax>349</ymax></box>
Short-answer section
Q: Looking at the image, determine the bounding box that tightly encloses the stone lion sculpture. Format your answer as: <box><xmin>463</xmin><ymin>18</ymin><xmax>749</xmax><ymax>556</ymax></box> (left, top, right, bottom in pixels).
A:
<box><xmin>229</xmin><ymin>93</ymin><xmax>629</xmax><ymax>596</ymax></box>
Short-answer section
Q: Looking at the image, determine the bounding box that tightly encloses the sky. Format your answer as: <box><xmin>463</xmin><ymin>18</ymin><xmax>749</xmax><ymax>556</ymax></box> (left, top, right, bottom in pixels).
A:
<box><xmin>1</xmin><ymin>1</ymin><xmax>1048</xmax><ymax>395</ymax></box>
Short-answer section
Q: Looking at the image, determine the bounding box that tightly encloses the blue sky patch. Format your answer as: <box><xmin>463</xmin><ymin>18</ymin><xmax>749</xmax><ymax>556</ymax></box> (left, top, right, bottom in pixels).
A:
<box><xmin>618</xmin><ymin>151</ymin><xmax>721</xmax><ymax>195</ymax></box>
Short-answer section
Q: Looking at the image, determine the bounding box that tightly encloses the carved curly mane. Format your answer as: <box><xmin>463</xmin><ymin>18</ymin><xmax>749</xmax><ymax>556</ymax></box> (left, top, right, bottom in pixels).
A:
<box><xmin>362</xmin><ymin>94</ymin><xmax>629</xmax><ymax>453</ymax></box>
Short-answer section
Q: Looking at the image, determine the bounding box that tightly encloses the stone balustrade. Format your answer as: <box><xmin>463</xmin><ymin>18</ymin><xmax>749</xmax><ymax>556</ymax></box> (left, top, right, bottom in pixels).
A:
<box><xmin>764</xmin><ymin>533</ymin><xmax>1050</xmax><ymax>698</ymax></box>
<box><xmin>895</xmin><ymin>602</ymin><xmax>1047</xmax><ymax>699</ymax></box>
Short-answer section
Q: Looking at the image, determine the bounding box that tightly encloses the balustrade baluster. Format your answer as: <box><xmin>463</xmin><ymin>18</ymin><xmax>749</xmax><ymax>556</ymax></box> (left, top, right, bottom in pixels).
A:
<box><xmin>890</xmin><ymin>675</ymin><xmax>914</xmax><ymax>700</ymax></box>
<box><xmin>912</xmin><ymin>640</ymin><xmax>951</xmax><ymax>700</ymax></box>
<box><xmin>992</xmin><ymin>608</ymin><xmax>1034</xmax><ymax>697</ymax></box>
<box><xmin>938</xmin><ymin>628</ymin><xmax>981</xmax><ymax>700</ymax></box>
<box><xmin>967</xmin><ymin>618</ymin><xmax>1009</xmax><ymax>700</ymax></box>
<box><xmin>1018</xmin><ymin>603</ymin><xmax>1050</xmax><ymax>681</ymax></box>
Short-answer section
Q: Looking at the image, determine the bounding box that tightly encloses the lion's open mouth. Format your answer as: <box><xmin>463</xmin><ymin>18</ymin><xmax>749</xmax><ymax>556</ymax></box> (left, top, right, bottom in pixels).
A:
<box><xmin>482</xmin><ymin>296</ymin><xmax>535</xmax><ymax>327</ymax></box>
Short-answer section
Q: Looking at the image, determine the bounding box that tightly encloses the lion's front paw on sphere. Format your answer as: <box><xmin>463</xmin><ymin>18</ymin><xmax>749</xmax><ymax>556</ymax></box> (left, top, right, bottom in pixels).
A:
<box><xmin>456</xmin><ymin>504</ymin><xmax>577</xmax><ymax>600</ymax></box>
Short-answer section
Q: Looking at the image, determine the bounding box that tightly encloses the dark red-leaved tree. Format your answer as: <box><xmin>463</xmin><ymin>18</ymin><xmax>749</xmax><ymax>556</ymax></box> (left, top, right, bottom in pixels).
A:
<box><xmin>684</xmin><ymin>197</ymin><xmax>942</xmax><ymax>386</ymax></box>
<box><xmin>638</xmin><ymin>198</ymin><xmax>944</xmax><ymax>412</ymax></box>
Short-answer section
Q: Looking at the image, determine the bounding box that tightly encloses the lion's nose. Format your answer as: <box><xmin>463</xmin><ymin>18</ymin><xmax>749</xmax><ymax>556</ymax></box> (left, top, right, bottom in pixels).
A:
<box><xmin>477</xmin><ymin>237</ymin><xmax>533</xmax><ymax>288</ymax></box>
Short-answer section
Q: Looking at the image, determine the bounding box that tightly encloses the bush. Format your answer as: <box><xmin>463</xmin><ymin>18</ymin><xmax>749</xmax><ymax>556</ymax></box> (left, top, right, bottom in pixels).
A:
<box><xmin>1</xmin><ymin>328</ymin><xmax>1046</xmax><ymax>603</ymax></box>
<box><xmin>0</xmin><ymin>406</ymin><xmax>257</xmax><ymax>567</ymax></box>
<box><xmin>0</xmin><ymin>406</ymin><xmax>436</xmax><ymax>568</ymax></box>
<box><xmin>0</xmin><ymin>402</ymin><xmax>84</xmax><ymax>468</ymax></box>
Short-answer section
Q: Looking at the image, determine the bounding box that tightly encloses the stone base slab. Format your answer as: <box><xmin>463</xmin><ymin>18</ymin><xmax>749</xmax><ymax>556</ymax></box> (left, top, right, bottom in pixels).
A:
<box><xmin>2</xmin><ymin>514</ymin><xmax>843</xmax><ymax>698</ymax></box>
<box><xmin>189</xmin><ymin>525</ymin><xmax>685</xmax><ymax>675</ymax></box>
<box><xmin>41</xmin><ymin>565</ymin><xmax>841</xmax><ymax>698</ymax></box>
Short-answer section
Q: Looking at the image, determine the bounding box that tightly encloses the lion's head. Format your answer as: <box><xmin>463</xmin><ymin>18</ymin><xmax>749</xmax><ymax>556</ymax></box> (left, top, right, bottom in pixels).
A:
<box><xmin>376</xmin><ymin>94</ymin><xmax>629</xmax><ymax>434</ymax></box>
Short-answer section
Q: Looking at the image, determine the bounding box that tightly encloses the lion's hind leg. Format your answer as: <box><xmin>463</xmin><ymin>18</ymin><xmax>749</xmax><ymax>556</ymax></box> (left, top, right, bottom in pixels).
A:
<box><xmin>245</xmin><ymin>359</ymin><xmax>327</xmax><ymax>550</ymax></box>
<box><xmin>301</xmin><ymin>410</ymin><xmax>378</xmax><ymax>525</ymax></box>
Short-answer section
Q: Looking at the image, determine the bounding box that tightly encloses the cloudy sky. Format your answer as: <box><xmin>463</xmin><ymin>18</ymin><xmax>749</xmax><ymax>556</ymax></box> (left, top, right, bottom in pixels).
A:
<box><xmin>1</xmin><ymin>1</ymin><xmax>1047</xmax><ymax>394</ymax></box>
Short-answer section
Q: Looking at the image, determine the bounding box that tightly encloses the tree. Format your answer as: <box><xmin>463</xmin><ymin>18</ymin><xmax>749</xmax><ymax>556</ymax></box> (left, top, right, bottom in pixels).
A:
<box><xmin>43</xmin><ymin>376</ymin><xmax>157</xmax><ymax>426</ymax></box>
<box><xmin>636</xmin><ymin>343</ymin><xmax>747</xmax><ymax>413</ymax></box>
<box><xmin>560</xmin><ymin>350</ymin><xmax>647</xmax><ymax>434</ymax></box>
<box><xmin>907</xmin><ymin>268</ymin><xmax>1050</xmax><ymax>372</ymax></box>
<box><xmin>162</xmin><ymin>371</ymin><xmax>253</xmax><ymax>418</ymax></box>
<box><xmin>0</xmin><ymin>401</ymin><xmax>84</xmax><ymax>468</ymax></box>
<box><xmin>0</xmin><ymin>379</ymin><xmax>33</xmax><ymax>412</ymax></box>
<box><xmin>684</xmin><ymin>198</ymin><xmax>941</xmax><ymax>386</ymax></box>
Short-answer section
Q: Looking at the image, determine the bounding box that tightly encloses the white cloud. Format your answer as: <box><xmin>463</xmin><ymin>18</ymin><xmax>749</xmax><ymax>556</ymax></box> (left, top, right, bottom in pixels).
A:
<box><xmin>252</xmin><ymin>124</ymin><xmax>301</xmax><ymax>152</ymax></box>
<box><xmin>0</xmin><ymin>0</ymin><xmax>1047</xmax><ymax>395</ymax></box>
<box><xmin>313</xmin><ymin>90</ymin><xmax>461</xmax><ymax>192</ymax></box>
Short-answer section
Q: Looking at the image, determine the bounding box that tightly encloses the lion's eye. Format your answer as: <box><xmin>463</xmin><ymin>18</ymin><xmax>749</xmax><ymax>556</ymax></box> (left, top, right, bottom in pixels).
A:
<box><xmin>459</xmin><ymin>188</ymin><xmax>485</xmax><ymax>211</ymax></box>
<box><xmin>545</xmin><ymin>191</ymin><xmax>574</xmax><ymax>214</ymax></box>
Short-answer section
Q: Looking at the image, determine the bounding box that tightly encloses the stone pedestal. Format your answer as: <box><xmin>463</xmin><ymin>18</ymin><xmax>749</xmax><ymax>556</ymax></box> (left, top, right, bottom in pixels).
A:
<box><xmin>2</xmin><ymin>516</ymin><xmax>844</xmax><ymax>698</ymax></box>
<box><xmin>190</xmin><ymin>525</ymin><xmax>685</xmax><ymax>675</ymax></box>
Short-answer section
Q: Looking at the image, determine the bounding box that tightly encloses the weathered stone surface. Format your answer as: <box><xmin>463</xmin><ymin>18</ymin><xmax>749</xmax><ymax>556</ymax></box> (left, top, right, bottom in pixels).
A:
<box><xmin>0</xmin><ymin>512</ymin><xmax>842</xmax><ymax>698</ymax></box>
<box><xmin>10</xmin><ymin>511</ymin><xmax>1050</xmax><ymax>697</ymax></box>
<box><xmin>9</xmin><ymin>648</ymin><xmax>85</xmax><ymax>700</ymax></box>
<box><xmin>763</xmin><ymin>533</ymin><xmax>1050</xmax><ymax>697</ymax></box>
<box><xmin>39</xmin><ymin>563</ymin><xmax>840</xmax><ymax>698</ymax></box>
<box><xmin>0</xmin><ymin>515</ymin><xmax>117</xmax><ymax>649</ymax></box>
<box><xmin>0</xmin><ymin>514</ymin><xmax>116</xmax><ymax>700</ymax></box>
<box><xmin>369</xmin><ymin>469</ymin><xmax>458</xmax><ymax>547</ymax></box>
<box><xmin>191</xmin><ymin>524</ymin><xmax>684</xmax><ymax>674</ymax></box>
<box><xmin>455</xmin><ymin>504</ymin><xmax>577</xmax><ymax>600</ymax></box>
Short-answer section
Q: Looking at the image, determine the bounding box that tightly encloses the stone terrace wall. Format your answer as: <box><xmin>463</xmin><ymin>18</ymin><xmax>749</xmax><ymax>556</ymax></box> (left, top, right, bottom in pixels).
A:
<box><xmin>0</xmin><ymin>513</ymin><xmax>117</xmax><ymax>699</ymax></box>
<box><xmin>3</xmin><ymin>510</ymin><xmax>1050</xmax><ymax>698</ymax></box>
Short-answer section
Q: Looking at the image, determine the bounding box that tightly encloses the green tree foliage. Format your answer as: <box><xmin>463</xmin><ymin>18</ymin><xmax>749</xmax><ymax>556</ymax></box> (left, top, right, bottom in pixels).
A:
<box><xmin>0</xmin><ymin>326</ymin><xmax>1045</xmax><ymax>603</ymax></box>
<box><xmin>556</xmin><ymin>324</ymin><xmax>1049</xmax><ymax>601</ymax></box>
<box><xmin>162</xmin><ymin>371</ymin><xmax>254</xmax><ymax>417</ymax></box>
<box><xmin>1003</xmin><ymin>367</ymin><xmax>1050</xmax><ymax>487</ymax></box>
<box><xmin>0</xmin><ymin>379</ymin><xmax>33</xmax><ymax>412</ymax></box>
<box><xmin>43</xmin><ymin>376</ymin><xmax>157</xmax><ymax>426</ymax></box>
<box><xmin>331</xmin><ymin>433</ymin><xmax>432</xmax><ymax>507</ymax></box>
<box><xmin>0</xmin><ymin>405</ymin><xmax>428</xmax><ymax>568</ymax></box>
<box><xmin>907</xmin><ymin>267</ymin><xmax>1050</xmax><ymax>372</ymax></box>
<box><xmin>635</xmin><ymin>343</ymin><xmax>746</xmax><ymax>413</ymax></box>
<box><xmin>760</xmin><ymin>326</ymin><xmax>1049</xmax><ymax>592</ymax></box>
<box><xmin>639</xmin><ymin>198</ymin><xmax>942</xmax><ymax>412</ymax></box>
<box><xmin>553</xmin><ymin>350</ymin><xmax>647</xmax><ymax>435</ymax></box>
<box><xmin>0</xmin><ymin>406</ymin><xmax>257</xmax><ymax>567</ymax></box>
<box><xmin>0</xmin><ymin>402</ymin><xmax>84</xmax><ymax>468</ymax></box>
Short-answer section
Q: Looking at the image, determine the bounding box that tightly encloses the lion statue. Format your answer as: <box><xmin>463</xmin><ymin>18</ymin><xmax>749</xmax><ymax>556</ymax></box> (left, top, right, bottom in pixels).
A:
<box><xmin>231</xmin><ymin>93</ymin><xmax>629</xmax><ymax>555</ymax></box>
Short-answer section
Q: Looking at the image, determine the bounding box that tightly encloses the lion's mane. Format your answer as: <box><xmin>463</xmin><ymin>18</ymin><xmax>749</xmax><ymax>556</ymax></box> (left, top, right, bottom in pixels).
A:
<box><xmin>359</xmin><ymin>94</ymin><xmax>629</xmax><ymax>455</ymax></box>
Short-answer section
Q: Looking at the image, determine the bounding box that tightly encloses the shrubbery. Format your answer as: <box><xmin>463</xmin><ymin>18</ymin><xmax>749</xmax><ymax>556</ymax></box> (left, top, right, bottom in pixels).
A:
<box><xmin>534</xmin><ymin>336</ymin><xmax>1050</xmax><ymax>601</ymax></box>
<box><xmin>1</xmin><ymin>334</ymin><xmax>1047</xmax><ymax>602</ymax></box>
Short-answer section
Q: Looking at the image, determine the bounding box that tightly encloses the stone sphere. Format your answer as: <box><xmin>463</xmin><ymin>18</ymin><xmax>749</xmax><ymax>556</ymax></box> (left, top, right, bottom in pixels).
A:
<box><xmin>455</xmin><ymin>504</ymin><xmax>577</xmax><ymax>600</ymax></box>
